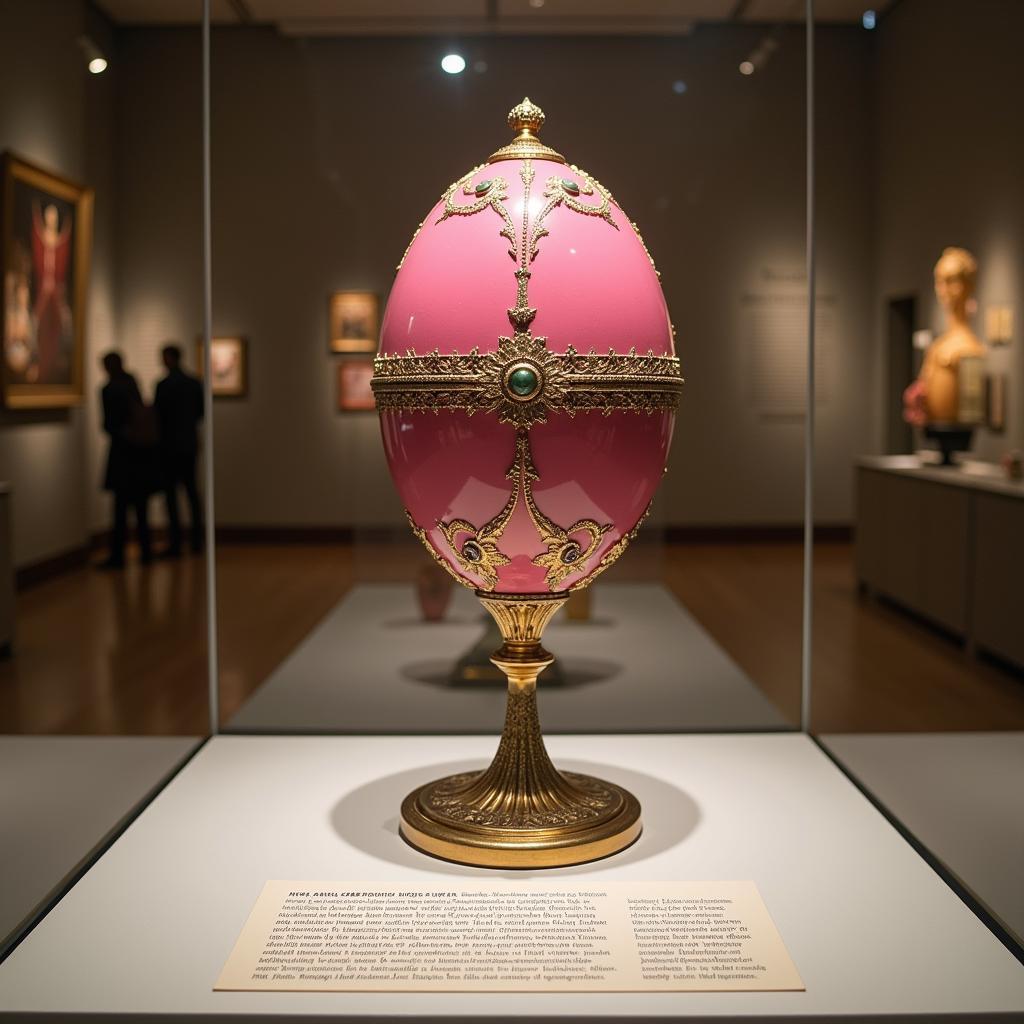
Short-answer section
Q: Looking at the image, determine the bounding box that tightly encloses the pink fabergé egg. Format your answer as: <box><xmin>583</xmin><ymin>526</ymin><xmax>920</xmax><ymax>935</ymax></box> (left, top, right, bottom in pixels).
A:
<box><xmin>372</xmin><ymin>98</ymin><xmax>683</xmax><ymax>596</ymax></box>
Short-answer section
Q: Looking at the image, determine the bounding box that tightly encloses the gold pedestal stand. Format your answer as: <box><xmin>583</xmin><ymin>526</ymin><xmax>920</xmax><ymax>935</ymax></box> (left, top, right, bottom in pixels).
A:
<box><xmin>400</xmin><ymin>592</ymin><xmax>642</xmax><ymax>868</ymax></box>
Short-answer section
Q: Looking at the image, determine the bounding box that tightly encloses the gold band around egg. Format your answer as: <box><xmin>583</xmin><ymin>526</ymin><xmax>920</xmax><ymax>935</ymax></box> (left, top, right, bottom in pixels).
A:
<box><xmin>371</xmin><ymin>338</ymin><xmax>683</xmax><ymax>429</ymax></box>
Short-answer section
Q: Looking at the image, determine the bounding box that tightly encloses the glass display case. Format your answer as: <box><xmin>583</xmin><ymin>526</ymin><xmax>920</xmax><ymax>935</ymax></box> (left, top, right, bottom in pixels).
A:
<box><xmin>0</xmin><ymin>0</ymin><xmax>1022</xmax><ymax>1018</ymax></box>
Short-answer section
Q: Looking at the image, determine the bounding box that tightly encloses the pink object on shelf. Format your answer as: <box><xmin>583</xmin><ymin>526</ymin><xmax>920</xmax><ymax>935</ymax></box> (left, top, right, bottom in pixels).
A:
<box><xmin>903</xmin><ymin>378</ymin><xmax>928</xmax><ymax>426</ymax></box>
<box><xmin>374</xmin><ymin>101</ymin><xmax>680</xmax><ymax>595</ymax></box>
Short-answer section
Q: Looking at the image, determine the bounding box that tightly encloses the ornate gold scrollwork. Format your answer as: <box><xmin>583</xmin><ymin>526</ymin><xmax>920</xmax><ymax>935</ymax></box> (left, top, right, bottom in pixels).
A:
<box><xmin>530</xmin><ymin>173</ymin><xmax>617</xmax><ymax>262</ymax></box>
<box><xmin>409</xmin><ymin>431</ymin><xmax>613</xmax><ymax>593</ymax></box>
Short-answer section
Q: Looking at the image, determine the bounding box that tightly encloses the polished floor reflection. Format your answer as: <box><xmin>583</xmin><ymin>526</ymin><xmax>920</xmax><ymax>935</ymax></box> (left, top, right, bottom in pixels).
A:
<box><xmin>0</xmin><ymin>542</ymin><xmax>1022</xmax><ymax>735</ymax></box>
<box><xmin>0</xmin><ymin>556</ymin><xmax>208</xmax><ymax>734</ymax></box>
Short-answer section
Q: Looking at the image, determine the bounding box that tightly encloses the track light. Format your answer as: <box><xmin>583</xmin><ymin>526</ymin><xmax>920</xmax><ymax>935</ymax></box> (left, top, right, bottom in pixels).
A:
<box><xmin>78</xmin><ymin>35</ymin><xmax>108</xmax><ymax>74</ymax></box>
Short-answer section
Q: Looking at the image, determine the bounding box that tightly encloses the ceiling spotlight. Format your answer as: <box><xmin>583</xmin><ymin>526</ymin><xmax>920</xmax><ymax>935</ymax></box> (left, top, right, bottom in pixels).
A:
<box><xmin>78</xmin><ymin>34</ymin><xmax>108</xmax><ymax>75</ymax></box>
<box><xmin>739</xmin><ymin>60</ymin><xmax>755</xmax><ymax>76</ymax></box>
<box><xmin>441</xmin><ymin>53</ymin><xmax>466</xmax><ymax>75</ymax></box>
<box><xmin>862</xmin><ymin>9</ymin><xmax>877</xmax><ymax>29</ymax></box>
<box><xmin>672</xmin><ymin>80</ymin><xmax>687</xmax><ymax>94</ymax></box>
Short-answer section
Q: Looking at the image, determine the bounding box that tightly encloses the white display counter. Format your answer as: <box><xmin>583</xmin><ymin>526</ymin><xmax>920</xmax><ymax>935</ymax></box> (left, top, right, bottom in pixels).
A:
<box><xmin>0</xmin><ymin>733</ymin><xmax>1021</xmax><ymax>1021</ymax></box>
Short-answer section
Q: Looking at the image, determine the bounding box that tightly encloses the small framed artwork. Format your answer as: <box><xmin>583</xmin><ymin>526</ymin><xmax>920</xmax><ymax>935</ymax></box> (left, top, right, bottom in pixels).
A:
<box><xmin>196</xmin><ymin>335</ymin><xmax>248</xmax><ymax>398</ymax></box>
<box><xmin>329</xmin><ymin>290</ymin><xmax>379</xmax><ymax>353</ymax></box>
<box><xmin>986</xmin><ymin>373</ymin><xmax>1007</xmax><ymax>433</ymax></box>
<box><xmin>337</xmin><ymin>358</ymin><xmax>375</xmax><ymax>412</ymax></box>
<box><xmin>2</xmin><ymin>152</ymin><xmax>94</xmax><ymax>408</ymax></box>
<box><xmin>984</xmin><ymin>305</ymin><xmax>1013</xmax><ymax>346</ymax></box>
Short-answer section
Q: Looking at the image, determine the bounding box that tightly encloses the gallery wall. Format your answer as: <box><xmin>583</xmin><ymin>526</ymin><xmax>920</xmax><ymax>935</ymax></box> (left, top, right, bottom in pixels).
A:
<box><xmin>111</xmin><ymin>23</ymin><xmax>874</xmax><ymax>532</ymax></box>
<box><xmin>11</xmin><ymin>5</ymin><xmax>1020</xmax><ymax>564</ymax></box>
<box><xmin>871</xmin><ymin>0</ymin><xmax>1024</xmax><ymax>460</ymax></box>
<box><xmin>0</xmin><ymin>0</ymin><xmax>117</xmax><ymax>570</ymax></box>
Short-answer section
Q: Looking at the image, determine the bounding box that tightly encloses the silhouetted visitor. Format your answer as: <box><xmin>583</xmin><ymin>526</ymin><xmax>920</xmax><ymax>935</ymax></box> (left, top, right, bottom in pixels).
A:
<box><xmin>99</xmin><ymin>351</ymin><xmax>153</xmax><ymax>568</ymax></box>
<box><xmin>154</xmin><ymin>343</ymin><xmax>204</xmax><ymax>557</ymax></box>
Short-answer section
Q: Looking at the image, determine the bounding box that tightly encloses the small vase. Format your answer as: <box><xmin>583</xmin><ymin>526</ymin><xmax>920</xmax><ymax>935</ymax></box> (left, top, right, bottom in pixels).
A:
<box><xmin>416</xmin><ymin>564</ymin><xmax>453</xmax><ymax>622</ymax></box>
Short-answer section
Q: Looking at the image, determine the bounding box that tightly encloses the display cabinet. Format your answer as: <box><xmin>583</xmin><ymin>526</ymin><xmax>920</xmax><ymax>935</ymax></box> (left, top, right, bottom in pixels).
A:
<box><xmin>1</xmin><ymin>1</ymin><xmax>1023</xmax><ymax>1020</ymax></box>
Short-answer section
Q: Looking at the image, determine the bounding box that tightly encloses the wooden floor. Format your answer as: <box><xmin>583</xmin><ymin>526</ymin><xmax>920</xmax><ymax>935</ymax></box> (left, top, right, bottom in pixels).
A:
<box><xmin>1</xmin><ymin>540</ymin><xmax>1022</xmax><ymax>735</ymax></box>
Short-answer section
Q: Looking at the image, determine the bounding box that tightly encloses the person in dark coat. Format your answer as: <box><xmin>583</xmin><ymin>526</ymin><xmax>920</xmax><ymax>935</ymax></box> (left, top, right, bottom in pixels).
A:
<box><xmin>100</xmin><ymin>351</ymin><xmax>152</xmax><ymax>568</ymax></box>
<box><xmin>154</xmin><ymin>343</ymin><xmax>204</xmax><ymax>556</ymax></box>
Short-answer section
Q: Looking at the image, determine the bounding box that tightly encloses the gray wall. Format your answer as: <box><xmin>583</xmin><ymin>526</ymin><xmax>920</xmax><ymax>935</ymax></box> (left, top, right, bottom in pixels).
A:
<box><xmin>0</xmin><ymin>0</ymin><xmax>117</xmax><ymax>569</ymax></box>
<box><xmin>872</xmin><ymin>0</ymin><xmax>1024</xmax><ymax>460</ymax></box>
<box><xmin>113</xmin><ymin>25</ymin><xmax>874</xmax><ymax>531</ymax></box>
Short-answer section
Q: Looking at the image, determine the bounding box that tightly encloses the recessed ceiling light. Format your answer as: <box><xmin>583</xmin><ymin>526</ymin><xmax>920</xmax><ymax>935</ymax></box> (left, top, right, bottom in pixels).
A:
<box><xmin>672</xmin><ymin>80</ymin><xmax>687</xmax><ymax>94</ymax></box>
<box><xmin>88</xmin><ymin>57</ymin><xmax>107</xmax><ymax>74</ymax></box>
<box><xmin>739</xmin><ymin>60</ymin><xmax>755</xmax><ymax>76</ymax></box>
<box><xmin>441</xmin><ymin>53</ymin><xmax>466</xmax><ymax>75</ymax></box>
<box><xmin>862</xmin><ymin>9</ymin><xmax>877</xmax><ymax>29</ymax></box>
<box><xmin>529</xmin><ymin>0</ymin><xmax>546</xmax><ymax>7</ymax></box>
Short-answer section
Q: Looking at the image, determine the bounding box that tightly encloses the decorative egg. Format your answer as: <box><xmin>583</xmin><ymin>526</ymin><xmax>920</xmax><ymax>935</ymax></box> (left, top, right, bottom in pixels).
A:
<box><xmin>372</xmin><ymin>98</ymin><xmax>682</xmax><ymax>596</ymax></box>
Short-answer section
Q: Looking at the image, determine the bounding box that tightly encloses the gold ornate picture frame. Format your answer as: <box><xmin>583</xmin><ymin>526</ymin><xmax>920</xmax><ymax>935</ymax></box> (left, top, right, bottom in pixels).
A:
<box><xmin>329</xmin><ymin>290</ymin><xmax>379</xmax><ymax>353</ymax></box>
<box><xmin>337</xmin><ymin>357</ymin><xmax>375</xmax><ymax>412</ymax></box>
<box><xmin>1</xmin><ymin>152</ymin><xmax>93</xmax><ymax>409</ymax></box>
<box><xmin>196</xmin><ymin>335</ymin><xmax>248</xmax><ymax>398</ymax></box>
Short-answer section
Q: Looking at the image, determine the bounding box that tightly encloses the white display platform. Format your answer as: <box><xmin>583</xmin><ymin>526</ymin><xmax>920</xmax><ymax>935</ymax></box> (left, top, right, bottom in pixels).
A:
<box><xmin>229</xmin><ymin>583</ymin><xmax>786</xmax><ymax>732</ymax></box>
<box><xmin>1</xmin><ymin>733</ymin><xmax>1022</xmax><ymax>1021</ymax></box>
<box><xmin>0</xmin><ymin>735</ymin><xmax>198</xmax><ymax>956</ymax></box>
<box><xmin>822</xmin><ymin>732</ymin><xmax>1024</xmax><ymax>946</ymax></box>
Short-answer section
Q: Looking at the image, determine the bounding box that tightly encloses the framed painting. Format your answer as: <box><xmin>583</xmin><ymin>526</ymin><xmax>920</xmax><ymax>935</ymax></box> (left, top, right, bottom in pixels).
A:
<box><xmin>196</xmin><ymin>336</ymin><xmax>248</xmax><ymax>398</ymax></box>
<box><xmin>337</xmin><ymin>358</ymin><xmax>375</xmax><ymax>412</ymax></box>
<box><xmin>329</xmin><ymin>290</ymin><xmax>378</xmax><ymax>353</ymax></box>
<box><xmin>1</xmin><ymin>153</ymin><xmax>93</xmax><ymax>408</ymax></box>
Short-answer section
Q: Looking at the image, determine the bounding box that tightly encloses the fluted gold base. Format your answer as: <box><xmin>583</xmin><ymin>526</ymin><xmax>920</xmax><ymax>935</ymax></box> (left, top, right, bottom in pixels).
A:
<box><xmin>399</xmin><ymin>592</ymin><xmax>642</xmax><ymax>868</ymax></box>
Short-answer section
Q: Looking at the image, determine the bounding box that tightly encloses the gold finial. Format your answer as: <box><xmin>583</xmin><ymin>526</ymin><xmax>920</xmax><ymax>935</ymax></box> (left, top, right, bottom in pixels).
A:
<box><xmin>489</xmin><ymin>96</ymin><xmax>565</xmax><ymax>165</ymax></box>
<box><xmin>508</xmin><ymin>96</ymin><xmax>545</xmax><ymax>135</ymax></box>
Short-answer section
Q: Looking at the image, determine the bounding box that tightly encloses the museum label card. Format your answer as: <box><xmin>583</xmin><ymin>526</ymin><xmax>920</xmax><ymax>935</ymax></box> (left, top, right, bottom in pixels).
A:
<box><xmin>215</xmin><ymin>880</ymin><xmax>803</xmax><ymax>992</ymax></box>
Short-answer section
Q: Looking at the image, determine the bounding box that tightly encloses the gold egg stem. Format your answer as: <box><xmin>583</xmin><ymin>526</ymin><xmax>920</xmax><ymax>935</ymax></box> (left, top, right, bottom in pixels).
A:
<box><xmin>399</xmin><ymin>592</ymin><xmax>642</xmax><ymax>868</ymax></box>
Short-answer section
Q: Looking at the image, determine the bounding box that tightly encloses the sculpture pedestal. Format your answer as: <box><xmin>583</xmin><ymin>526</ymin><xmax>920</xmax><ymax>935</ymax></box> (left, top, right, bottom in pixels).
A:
<box><xmin>399</xmin><ymin>593</ymin><xmax>642</xmax><ymax>868</ymax></box>
<box><xmin>924</xmin><ymin>423</ymin><xmax>974</xmax><ymax>466</ymax></box>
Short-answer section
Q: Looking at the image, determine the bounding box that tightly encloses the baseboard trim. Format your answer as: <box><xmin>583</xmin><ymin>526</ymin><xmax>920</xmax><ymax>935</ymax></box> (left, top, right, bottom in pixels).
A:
<box><xmin>15</xmin><ymin>544</ymin><xmax>92</xmax><ymax>591</ymax></box>
<box><xmin>214</xmin><ymin>523</ymin><xmax>853</xmax><ymax>545</ymax></box>
<box><xmin>664</xmin><ymin>524</ymin><xmax>852</xmax><ymax>543</ymax></box>
<box><xmin>214</xmin><ymin>525</ymin><xmax>358</xmax><ymax>544</ymax></box>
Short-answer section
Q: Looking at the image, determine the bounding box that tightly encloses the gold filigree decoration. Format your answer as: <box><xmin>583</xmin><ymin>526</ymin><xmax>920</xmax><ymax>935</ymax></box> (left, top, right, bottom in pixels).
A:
<box><xmin>518</xmin><ymin>437</ymin><xmax>611</xmax><ymax>588</ymax></box>
<box><xmin>397</xmin><ymin>163</ymin><xmax>486</xmax><ymax>271</ymax></box>
<box><xmin>418</xmin><ymin>431</ymin><xmax>612</xmax><ymax>592</ymax></box>
<box><xmin>406</xmin><ymin>511</ymin><xmax>466</xmax><ymax>586</ymax></box>
<box><xmin>630</xmin><ymin>220</ymin><xmax>661</xmax><ymax>278</ymax></box>
<box><xmin>436</xmin><ymin>464</ymin><xmax>517</xmax><ymax>590</ymax></box>
<box><xmin>437</xmin><ymin>170</ymin><xmax>517</xmax><ymax>261</ymax></box>
<box><xmin>569</xmin><ymin>499</ymin><xmax>653</xmax><ymax>592</ymax></box>
<box><xmin>372</xmin><ymin>337</ymin><xmax>682</xmax><ymax>427</ymax></box>
<box><xmin>395</xmin><ymin>219</ymin><xmax>424</xmax><ymax>272</ymax></box>
<box><xmin>529</xmin><ymin>174</ymin><xmax>616</xmax><ymax>261</ymax></box>
<box><xmin>422</xmin><ymin>762</ymin><xmax>617</xmax><ymax>829</ymax></box>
